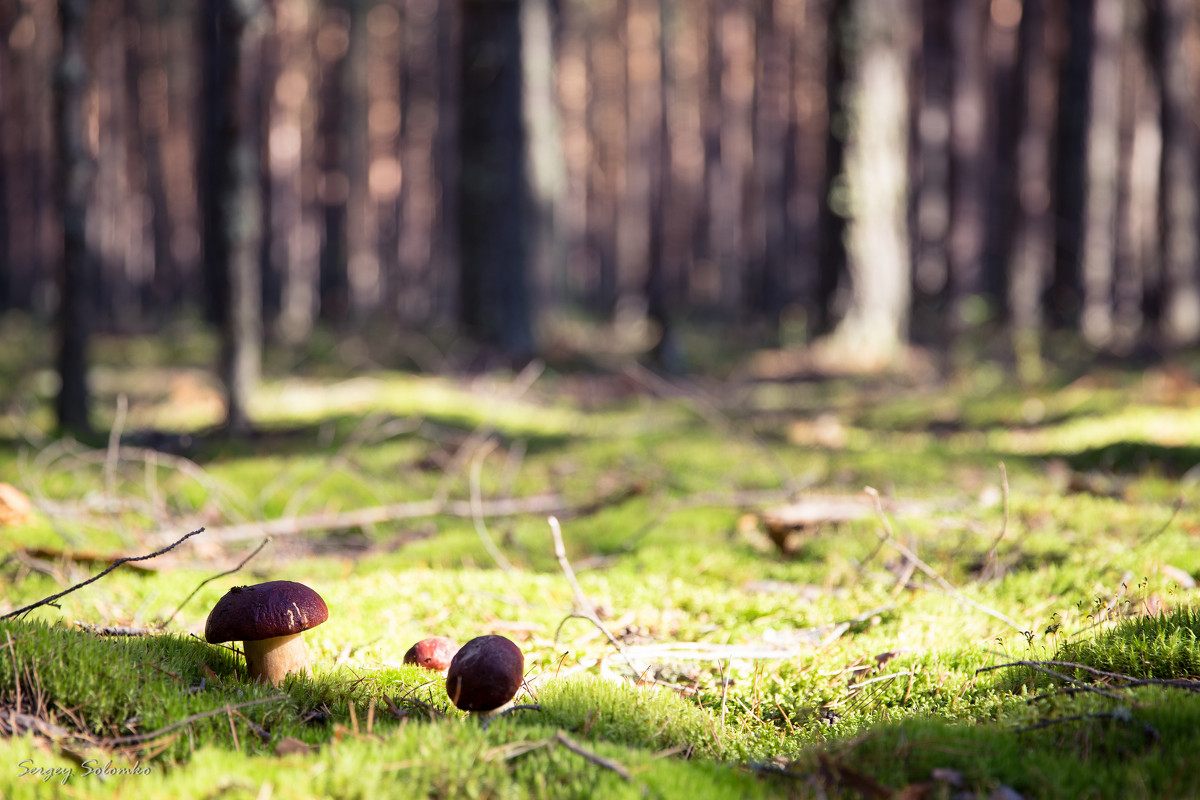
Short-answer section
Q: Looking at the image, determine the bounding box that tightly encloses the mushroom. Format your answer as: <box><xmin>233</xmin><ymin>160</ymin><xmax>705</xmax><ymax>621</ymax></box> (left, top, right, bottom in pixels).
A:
<box><xmin>404</xmin><ymin>636</ymin><xmax>460</xmax><ymax>672</ymax></box>
<box><xmin>445</xmin><ymin>634</ymin><xmax>524</xmax><ymax>716</ymax></box>
<box><xmin>205</xmin><ymin>581</ymin><xmax>328</xmax><ymax>686</ymax></box>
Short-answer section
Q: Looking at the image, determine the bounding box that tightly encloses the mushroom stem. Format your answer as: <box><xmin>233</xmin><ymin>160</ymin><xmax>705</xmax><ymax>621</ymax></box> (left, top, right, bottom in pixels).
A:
<box><xmin>242</xmin><ymin>633</ymin><xmax>310</xmax><ymax>685</ymax></box>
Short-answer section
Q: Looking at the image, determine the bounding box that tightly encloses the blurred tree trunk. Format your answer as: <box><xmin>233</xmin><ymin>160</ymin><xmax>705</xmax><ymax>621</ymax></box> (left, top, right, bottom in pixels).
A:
<box><xmin>270</xmin><ymin>1</ymin><xmax>318</xmax><ymax>344</ymax></box>
<box><xmin>913</xmin><ymin>0</ymin><xmax>952</xmax><ymax>328</ymax></box>
<box><xmin>748</xmin><ymin>0</ymin><xmax>792</xmax><ymax>343</ymax></box>
<box><xmin>644</xmin><ymin>0</ymin><xmax>680</xmax><ymax>370</ymax></box>
<box><xmin>947</xmin><ymin>0</ymin><xmax>989</xmax><ymax>325</ymax></box>
<box><xmin>1008</xmin><ymin>0</ymin><xmax>1062</xmax><ymax>372</ymax></box>
<box><xmin>815</xmin><ymin>0</ymin><xmax>848</xmax><ymax>336</ymax></box>
<box><xmin>200</xmin><ymin>0</ymin><xmax>264</xmax><ymax>435</ymax></box>
<box><xmin>1079</xmin><ymin>0</ymin><xmax>1123</xmax><ymax>349</ymax></box>
<box><xmin>822</xmin><ymin>0</ymin><xmax>913</xmax><ymax>367</ymax></box>
<box><xmin>317</xmin><ymin>0</ymin><xmax>351</xmax><ymax>324</ymax></box>
<box><xmin>1111</xmin><ymin>5</ymin><xmax>1156</xmax><ymax>351</ymax></box>
<box><xmin>523</xmin><ymin>0</ymin><xmax>566</xmax><ymax>318</ymax></box>
<box><xmin>1050</xmin><ymin>0</ymin><xmax>1091</xmax><ymax>327</ymax></box>
<box><xmin>126</xmin><ymin>0</ymin><xmax>179</xmax><ymax>322</ymax></box>
<box><xmin>458</xmin><ymin>0</ymin><xmax>534</xmax><ymax>361</ymax></box>
<box><xmin>1150</xmin><ymin>0</ymin><xmax>1200</xmax><ymax>346</ymax></box>
<box><xmin>54</xmin><ymin>0</ymin><xmax>95</xmax><ymax>435</ymax></box>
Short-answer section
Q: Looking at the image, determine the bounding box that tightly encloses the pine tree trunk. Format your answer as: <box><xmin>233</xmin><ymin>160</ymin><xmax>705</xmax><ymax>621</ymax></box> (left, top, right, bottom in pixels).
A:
<box><xmin>1079</xmin><ymin>0</ymin><xmax>1123</xmax><ymax>348</ymax></box>
<box><xmin>1008</xmin><ymin>0</ymin><xmax>1060</xmax><ymax>336</ymax></box>
<box><xmin>1151</xmin><ymin>0</ymin><xmax>1200</xmax><ymax>346</ymax></box>
<box><xmin>458</xmin><ymin>0</ymin><xmax>534</xmax><ymax>361</ymax></box>
<box><xmin>201</xmin><ymin>0</ymin><xmax>264</xmax><ymax>435</ymax></box>
<box><xmin>824</xmin><ymin>0</ymin><xmax>914</xmax><ymax>367</ymax></box>
<box><xmin>54</xmin><ymin>0</ymin><xmax>94</xmax><ymax>435</ymax></box>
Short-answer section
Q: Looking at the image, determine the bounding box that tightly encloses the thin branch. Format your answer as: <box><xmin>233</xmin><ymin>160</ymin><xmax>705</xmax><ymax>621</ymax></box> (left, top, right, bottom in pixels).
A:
<box><xmin>164</xmin><ymin>536</ymin><xmax>272</xmax><ymax>626</ymax></box>
<box><xmin>73</xmin><ymin>623</ymin><xmax>156</xmax><ymax>637</ymax></box>
<box><xmin>977</xmin><ymin>660</ymin><xmax>1127</xmax><ymax>701</ymax></box>
<box><xmin>1</xmin><ymin>528</ymin><xmax>205</xmax><ymax>621</ymax></box>
<box><xmin>549</xmin><ymin>517</ymin><xmax>642</xmax><ymax>677</ymax></box>
<box><xmin>1013</xmin><ymin>711</ymin><xmax>1160</xmax><ymax>741</ymax></box>
<box><xmin>99</xmin><ymin>695</ymin><xmax>286</xmax><ymax>746</ymax></box>
<box><xmin>982</xmin><ymin>461</ymin><xmax>1010</xmax><ymax>577</ymax></box>
<box><xmin>104</xmin><ymin>394</ymin><xmax>129</xmax><ymax>498</ymax></box>
<box><xmin>978</xmin><ymin>658</ymin><xmax>1200</xmax><ymax>693</ymax></box>
<box><xmin>1138</xmin><ymin>494</ymin><xmax>1185</xmax><ymax>546</ymax></box>
<box><xmin>470</xmin><ymin>439</ymin><xmax>516</xmax><ymax>573</ymax></box>
<box><xmin>159</xmin><ymin>494</ymin><xmax>567</xmax><ymax>547</ymax></box>
<box><xmin>554</xmin><ymin>730</ymin><xmax>634</xmax><ymax>781</ymax></box>
<box><xmin>432</xmin><ymin>359</ymin><xmax>546</xmax><ymax>505</ymax></box>
<box><xmin>865</xmin><ymin>488</ymin><xmax>1020</xmax><ymax>631</ymax></box>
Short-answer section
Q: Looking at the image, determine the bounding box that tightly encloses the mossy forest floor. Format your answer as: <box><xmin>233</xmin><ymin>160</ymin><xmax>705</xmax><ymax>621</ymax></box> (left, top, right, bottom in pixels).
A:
<box><xmin>2</xmin><ymin>321</ymin><xmax>1200</xmax><ymax>798</ymax></box>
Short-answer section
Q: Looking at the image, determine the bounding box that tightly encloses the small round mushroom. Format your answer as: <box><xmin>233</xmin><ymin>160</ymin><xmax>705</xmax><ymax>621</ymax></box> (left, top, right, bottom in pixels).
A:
<box><xmin>404</xmin><ymin>636</ymin><xmax>459</xmax><ymax>672</ymax></box>
<box><xmin>205</xmin><ymin>580</ymin><xmax>328</xmax><ymax>686</ymax></box>
<box><xmin>445</xmin><ymin>634</ymin><xmax>524</xmax><ymax>715</ymax></box>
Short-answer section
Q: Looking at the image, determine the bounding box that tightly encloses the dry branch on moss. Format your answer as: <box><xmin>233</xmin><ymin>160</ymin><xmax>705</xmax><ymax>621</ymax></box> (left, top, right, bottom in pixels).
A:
<box><xmin>549</xmin><ymin>516</ymin><xmax>642</xmax><ymax>678</ymax></box>
<box><xmin>165</xmin><ymin>481</ymin><xmax>644</xmax><ymax>548</ymax></box>
<box><xmin>978</xmin><ymin>658</ymin><xmax>1200</xmax><ymax>696</ymax></box>
<box><xmin>1</xmin><ymin>527</ymin><xmax>205</xmax><ymax>621</ymax></box>
<box><xmin>865</xmin><ymin>488</ymin><xmax>1020</xmax><ymax>631</ymax></box>
<box><xmin>164</xmin><ymin>536</ymin><xmax>271</xmax><ymax>625</ymax></box>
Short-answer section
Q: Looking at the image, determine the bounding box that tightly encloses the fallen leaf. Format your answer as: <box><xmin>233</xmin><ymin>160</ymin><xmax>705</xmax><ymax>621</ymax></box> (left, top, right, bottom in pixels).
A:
<box><xmin>0</xmin><ymin>483</ymin><xmax>32</xmax><ymax>527</ymax></box>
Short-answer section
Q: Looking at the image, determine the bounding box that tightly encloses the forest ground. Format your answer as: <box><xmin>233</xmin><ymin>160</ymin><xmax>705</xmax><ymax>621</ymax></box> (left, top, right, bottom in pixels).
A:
<box><xmin>1</xmin><ymin>317</ymin><xmax>1200</xmax><ymax>799</ymax></box>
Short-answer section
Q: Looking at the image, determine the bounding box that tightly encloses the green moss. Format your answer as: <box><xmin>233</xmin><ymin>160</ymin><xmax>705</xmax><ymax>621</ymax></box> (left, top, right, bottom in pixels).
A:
<box><xmin>3</xmin><ymin>330</ymin><xmax>1200</xmax><ymax>797</ymax></box>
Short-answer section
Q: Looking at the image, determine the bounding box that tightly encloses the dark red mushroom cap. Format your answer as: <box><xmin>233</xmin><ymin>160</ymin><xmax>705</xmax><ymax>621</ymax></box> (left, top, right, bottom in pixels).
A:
<box><xmin>445</xmin><ymin>634</ymin><xmax>524</xmax><ymax>712</ymax></box>
<box><xmin>205</xmin><ymin>581</ymin><xmax>329</xmax><ymax>644</ymax></box>
<box><xmin>404</xmin><ymin>636</ymin><xmax>460</xmax><ymax>671</ymax></box>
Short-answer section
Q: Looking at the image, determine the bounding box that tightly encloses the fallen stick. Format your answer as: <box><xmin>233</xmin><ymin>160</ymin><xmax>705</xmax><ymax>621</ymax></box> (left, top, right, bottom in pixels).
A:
<box><xmin>865</xmin><ymin>488</ymin><xmax>1021</xmax><ymax>631</ymax></box>
<box><xmin>554</xmin><ymin>730</ymin><xmax>634</xmax><ymax>781</ymax></box>
<box><xmin>549</xmin><ymin>516</ymin><xmax>642</xmax><ymax>678</ymax></box>
<box><xmin>1</xmin><ymin>528</ymin><xmax>205</xmax><ymax>621</ymax></box>
<box><xmin>164</xmin><ymin>536</ymin><xmax>272</xmax><ymax>625</ymax></box>
<box><xmin>162</xmin><ymin>481</ymin><xmax>644</xmax><ymax>548</ymax></box>
<box><xmin>100</xmin><ymin>695</ymin><xmax>287</xmax><ymax>746</ymax></box>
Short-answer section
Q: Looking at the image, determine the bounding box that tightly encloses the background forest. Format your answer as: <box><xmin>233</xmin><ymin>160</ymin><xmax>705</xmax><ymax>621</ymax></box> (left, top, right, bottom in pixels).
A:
<box><xmin>5</xmin><ymin>3</ymin><xmax>1200</xmax><ymax>798</ymax></box>
<box><xmin>1</xmin><ymin>0</ymin><xmax>1198</xmax><ymax>435</ymax></box>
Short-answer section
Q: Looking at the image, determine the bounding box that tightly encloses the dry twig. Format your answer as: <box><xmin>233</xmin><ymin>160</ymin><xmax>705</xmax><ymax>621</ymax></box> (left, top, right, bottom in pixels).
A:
<box><xmin>104</xmin><ymin>394</ymin><xmax>129</xmax><ymax>498</ymax></box>
<box><xmin>164</xmin><ymin>536</ymin><xmax>272</xmax><ymax>626</ymax></box>
<box><xmin>549</xmin><ymin>516</ymin><xmax>642</xmax><ymax>677</ymax></box>
<box><xmin>159</xmin><ymin>495</ymin><xmax>565</xmax><ymax>547</ymax></box>
<box><xmin>72</xmin><ymin>623</ymin><xmax>157</xmax><ymax>637</ymax></box>
<box><xmin>1</xmin><ymin>528</ymin><xmax>205</xmax><ymax>621</ymax></box>
<box><xmin>101</xmin><ymin>695</ymin><xmax>286</xmax><ymax>746</ymax></box>
<box><xmin>982</xmin><ymin>461</ymin><xmax>1010</xmax><ymax>578</ymax></box>
<box><xmin>978</xmin><ymin>658</ymin><xmax>1200</xmax><ymax>695</ymax></box>
<box><xmin>865</xmin><ymin>488</ymin><xmax>1020</xmax><ymax>631</ymax></box>
<box><xmin>554</xmin><ymin>730</ymin><xmax>634</xmax><ymax>781</ymax></box>
<box><xmin>470</xmin><ymin>439</ymin><xmax>516</xmax><ymax>573</ymax></box>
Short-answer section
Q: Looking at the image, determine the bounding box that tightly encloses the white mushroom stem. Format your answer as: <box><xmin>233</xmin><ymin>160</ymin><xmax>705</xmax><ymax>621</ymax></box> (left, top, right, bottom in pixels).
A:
<box><xmin>242</xmin><ymin>633</ymin><xmax>311</xmax><ymax>686</ymax></box>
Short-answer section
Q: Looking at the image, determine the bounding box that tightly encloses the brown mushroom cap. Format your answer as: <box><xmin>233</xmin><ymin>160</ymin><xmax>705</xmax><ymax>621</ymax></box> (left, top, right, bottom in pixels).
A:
<box><xmin>205</xmin><ymin>581</ymin><xmax>329</xmax><ymax>644</ymax></box>
<box><xmin>445</xmin><ymin>634</ymin><xmax>524</xmax><ymax>712</ymax></box>
<box><xmin>404</xmin><ymin>636</ymin><xmax>460</xmax><ymax>671</ymax></box>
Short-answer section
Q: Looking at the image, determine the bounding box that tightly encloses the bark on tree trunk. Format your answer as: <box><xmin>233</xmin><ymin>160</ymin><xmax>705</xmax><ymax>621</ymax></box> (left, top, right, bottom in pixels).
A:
<box><xmin>815</xmin><ymin>0</ymin><xmax>849</xmax><ymax>336</ymax></box>
<box><xmin>523</xmin><ymin>0</ymin><xmax>566</xmax><ymax>318</ymax></box>
<box><xmin>1050</xmin><ymin>0</ymin><xmax>1092</xmax><ymax>327</ymax></box>
<box><xmin>202</xmin><ymin>0</ymin><xmax>264</xmax><ymax>436</ymax></box>
<box><xmin>823</xmin><ymin>0</ymin><xmax>913</xmax><ymax>367</ymax></box>
<box><xmin>1151</xmin><ymin>0</ymin><xmax>1200</xmax><ymax>346</ymax></box>
<box><xmin>1007</xmin><ymin>0</ymin><xmax>1061</xmax><ymax>375</ymax></box>
<box><xmin>947</xmin><ymin>0</ymin><xmax>989</xmax><ymax>325</ymax></box>
<box><xmin>1079</xmin><ymin>0</ymin><xmax>1123</xmax><ymax>349</ymax></box>
<box><xmin>54</xmin><ymin>0</ymin><xmax>95</xmax><ymax>435</ymax></box>
<box><xmin>317</xmin><ymin>1</ymin><xmax>351</xmax><ymax>324</ymax></box>
<box><xmin>458</xmin><ymin>0</ymin><xmax>534</xmax><ymax>361</ymax></box>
